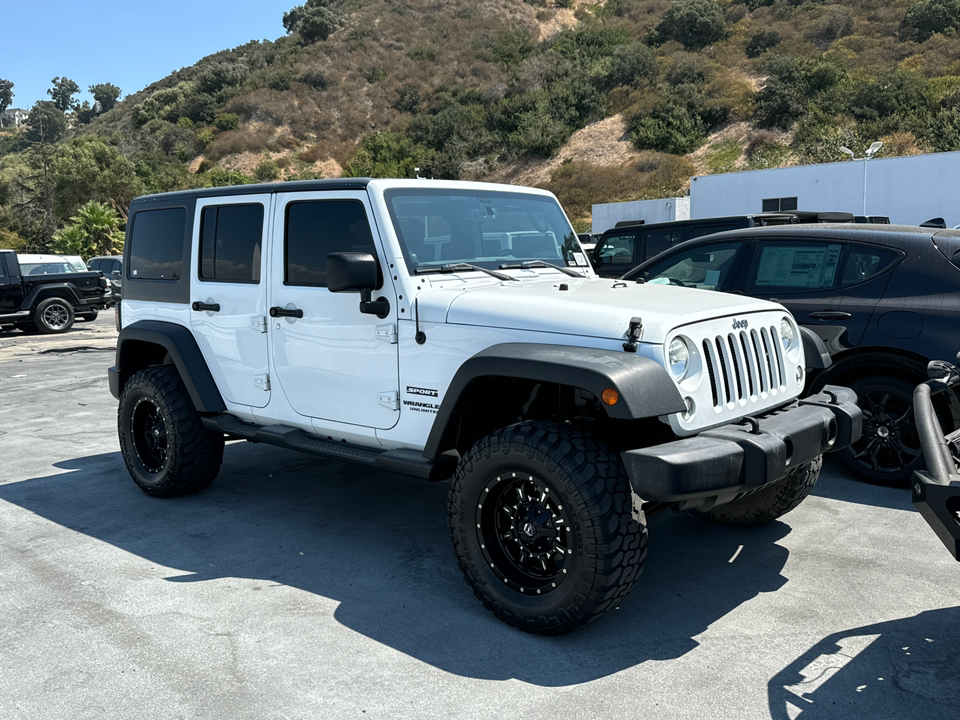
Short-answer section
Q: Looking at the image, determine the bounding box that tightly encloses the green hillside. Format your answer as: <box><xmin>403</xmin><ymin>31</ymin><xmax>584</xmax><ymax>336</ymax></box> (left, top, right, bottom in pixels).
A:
<box><xmin>4</xmin><ymin>0</ymin><xmax>960</xmax><ymax>249</ymax></box>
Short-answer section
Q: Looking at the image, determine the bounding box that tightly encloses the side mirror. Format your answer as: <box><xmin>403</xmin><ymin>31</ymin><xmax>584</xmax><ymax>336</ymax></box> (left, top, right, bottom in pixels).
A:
<box><xmin>111</xmin><ymin>270</ymin><xmax>121</xmax><ymax>279</ymax></box>
<box><xmin>326</xmin><ymin>252</ymin><xmax>390</xmax><ymax>318</ymax></box>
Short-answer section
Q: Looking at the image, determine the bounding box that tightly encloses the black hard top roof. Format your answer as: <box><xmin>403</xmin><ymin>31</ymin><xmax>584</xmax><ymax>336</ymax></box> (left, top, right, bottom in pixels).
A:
<box><xmin>681</xmin><ymin>223</ymin><xmax>960</xmax><ymax>245</ymax></box>
<box><xmin>129</xmin><ymin>178</ymin><xmax>372</xmax><ymax>207</ymax></box>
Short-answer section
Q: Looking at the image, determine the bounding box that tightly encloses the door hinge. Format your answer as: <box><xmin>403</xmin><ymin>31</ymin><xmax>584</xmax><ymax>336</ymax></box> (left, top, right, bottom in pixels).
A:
<box><xmin>376</xmin><ymin>322</ymin><xmax>398</xmax><ymax>344</ymax></box>
<box><xmin>251</xmin><ymin>315</ymin><xmax>267</xmax><ymax>333</ymax></box>
<box><xmin>378</xmin><ymin>390</ymin><xmax>400</xmax><ymax>410</ymax></box>
<box><xmin>254</xmin><ymin>374</ymin><xmax>270</xmax><ymax>391</ymax></box>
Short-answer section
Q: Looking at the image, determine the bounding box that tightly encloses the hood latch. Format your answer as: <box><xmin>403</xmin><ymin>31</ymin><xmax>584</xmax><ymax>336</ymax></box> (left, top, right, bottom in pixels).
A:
<box><xmin>623</xmin><ymin>317</ymin><xmax>643</xmax><ymax>353</ymax></box>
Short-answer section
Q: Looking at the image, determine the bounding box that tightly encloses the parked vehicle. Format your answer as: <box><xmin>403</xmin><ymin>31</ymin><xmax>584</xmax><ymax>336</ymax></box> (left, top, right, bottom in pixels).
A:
<box><xmin>912</xmin><ymin>354</ymin><xmax>960</xmax><ymax>560</ymax></box>
<box><xmin>0</xmin><ymin>250</ymin><xmax>112</xmax><ymax>333</ymax></box>
<box><xmin>108</xmin><ymin>178</ymin><xmax>859</xmax><ymax>634</ymax></box>
<box><xmin>87</xmin><ymin>255</ymin><xmax>123</xmax><ymax>305</ymax></box>
<box><xmin>623</xmin><ymin>223</ymin><xmax>960</xmax><ymax>486</ymax></box>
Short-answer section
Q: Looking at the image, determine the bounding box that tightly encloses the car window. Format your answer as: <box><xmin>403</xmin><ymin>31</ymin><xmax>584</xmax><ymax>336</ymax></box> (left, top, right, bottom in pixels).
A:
<box><xmin>643</xmin><ymin>229</ymin><xmax>683</xmax><ymax>260</ymax></box>
<box><xmin>21</xmin><ymin>263</ymin><xmax>73</xmax><ymax>275</ymax></box>
<box><xmin>129</xmin><ymin>207</ymin><xmax>186</xmax><ymax>281</ymax></box>
<box><xmin>638</xmin><ymin>241</ymin><xmax>743</xmax><ymax>290</ymax></box>
<box><xmin>840</xmin><ymin>245</ymin><xmax>899</xmax><ymax>285</ymax></box>
<box><xmin>285</xmin><ymin>199</ymin><xmax>376</xmax><ymax>287</ymax></box>
<box><xmin>751</xmin><ymin>242</ymin><xmax>843</xmax><ymax>290</ymax></box>
<box><xmin>88</xmin><ymin>259</ymin><xmax>101</xmax><ymax>271</ymax></box>
<box><xmin>597</xmin><ymin>232</ymin><xmax>638</xmax><ymax>266</ymax></box>
<box><xmin>109</xmin><ymin>259</ymin><xmax>122</xmax><ymax>274</ymax></box>
<box><xmin>199</xmin><ymin>203</ymin><xmax>264</xmax><ymax>283</ymax></box>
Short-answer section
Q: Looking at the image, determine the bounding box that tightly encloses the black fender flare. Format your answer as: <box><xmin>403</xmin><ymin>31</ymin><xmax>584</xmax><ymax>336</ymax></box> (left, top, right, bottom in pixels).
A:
<box><xmin>422</xmin><ymin>343</ymin><xmax>685</xmax><ymax>459</ymax></box>
<box><xmin>110</xmin><ymin>320</ymin><xmax>226</xmax><ymax>413</ymax></box>
<box><xmin>22</xmin><ymin>283</ymin><xmax>85</xmax><ymax>311</ymax></box>
<box><xmin>799</xmin><ymin>326</ymin><xmax>831</xmax><ymax>370</ymax></box>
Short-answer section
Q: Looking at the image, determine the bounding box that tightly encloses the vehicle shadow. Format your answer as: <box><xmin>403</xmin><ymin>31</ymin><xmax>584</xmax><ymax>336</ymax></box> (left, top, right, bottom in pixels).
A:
<box><xmin>810</xmin><ymin>456</ymin><xmax>914</xmax><ymax>511</ymax></box>
<box><xmin>2</xmin><ymin>442</ymin><xmax>796</xmax><ymax>686</ymax></box>
<box><xmin>768</xmin><ymin>607</ymin><xmax>960</xmax><ymax>719</ymax></box>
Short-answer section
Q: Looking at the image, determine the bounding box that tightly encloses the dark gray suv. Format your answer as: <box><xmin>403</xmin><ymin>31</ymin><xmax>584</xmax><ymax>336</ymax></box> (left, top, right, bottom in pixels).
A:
<box><xmin>624</xmin><ymin>224</ymin><xmax>960</xmax><ymax>486</ymax></box>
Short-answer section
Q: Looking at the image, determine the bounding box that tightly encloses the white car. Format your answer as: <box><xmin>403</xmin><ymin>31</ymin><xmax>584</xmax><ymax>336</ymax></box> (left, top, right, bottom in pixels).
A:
<box><xmin>108</xmin><ymin>179</ymin><xmax>860</xmax><ymax>634</ymax></box>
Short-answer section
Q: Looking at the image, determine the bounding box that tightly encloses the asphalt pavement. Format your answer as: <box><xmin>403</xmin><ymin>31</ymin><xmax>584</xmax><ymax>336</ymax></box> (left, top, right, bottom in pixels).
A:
<box><xmin>1</xmin><ymin>315</ymin><xmax>958</xmax><ymax>719</ymax></box>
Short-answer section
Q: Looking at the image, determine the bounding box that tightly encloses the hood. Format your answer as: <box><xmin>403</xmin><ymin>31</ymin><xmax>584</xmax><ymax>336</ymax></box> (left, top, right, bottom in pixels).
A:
<box><xmin>427</xmin><ymin>277</ymin><xmax>784</xmax><ymax>344</ymax></box>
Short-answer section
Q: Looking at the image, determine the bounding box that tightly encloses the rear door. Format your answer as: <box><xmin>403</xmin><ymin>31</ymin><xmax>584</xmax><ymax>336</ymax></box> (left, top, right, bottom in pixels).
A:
<box><xmin>743</xmin><ymin>238</ymin><xmax>900</xmax><ymax>351</ymax></box>
<box><xmin>189</xmin><ymin>194</ymin><xmax>272</xmax><ymax>409</ymax></box>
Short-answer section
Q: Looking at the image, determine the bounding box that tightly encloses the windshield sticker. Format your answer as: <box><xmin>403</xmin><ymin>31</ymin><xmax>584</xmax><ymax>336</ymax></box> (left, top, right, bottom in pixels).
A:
<box><xmin>572</xmin><ymin>252</ymin><xmax>589</xmax><ymax>267</ymax></box>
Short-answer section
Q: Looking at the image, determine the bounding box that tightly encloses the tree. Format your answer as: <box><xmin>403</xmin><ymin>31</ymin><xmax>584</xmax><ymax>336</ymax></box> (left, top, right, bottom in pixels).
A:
<box><xmin>283</xmin><ymin>0</ymin><xmax>343</xmax><ymax>43</ymax></box>
<box><xmin>24</xmin><ymin>101</ymin><xmax>67</xmax><ymax>144</ymax></box>
<box><xmin>52</xmin><ymin>200</ymin><xmax>125</xmax><ymax>259</ymax></box>
<box><xmin>0</xmin><ymin>79</ymin><xmax>13</xmax><ymax>115</ymax></box>
<box><xmin>48</xmin><ymin>77</ymin><xmax>80</xmax><ymax>112</ymax></box>
<box><xmin>89</xmin><ymin>83</ymin><xmax>121</xmax><ymax>113</ymax></box>
<box><xmin>903</xmin><ymin>0</ymin><xmax>960</xmax><ymax>42</ymax></box>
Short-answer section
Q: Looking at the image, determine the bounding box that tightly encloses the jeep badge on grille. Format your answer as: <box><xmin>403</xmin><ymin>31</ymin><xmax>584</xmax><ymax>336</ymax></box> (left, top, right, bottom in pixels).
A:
<box><xmin>732</xmin><ymin>318</ymin><xmax>748</xmax><ymax>330</ymax></box>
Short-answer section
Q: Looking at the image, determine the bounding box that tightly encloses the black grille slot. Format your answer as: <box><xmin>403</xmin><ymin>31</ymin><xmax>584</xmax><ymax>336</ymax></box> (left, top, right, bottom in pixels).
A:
<box><xmin>715</xmin><ymin>337</ymin><xmax>731</xmax><ymax>404</ymax></box>
<box><xmin>703</xmin><ymin>339</ymin><xmax>719</xmax><ymax>407</ymax></box>
<box><xmin>728</xmin><ymin>334</ymin><xmax>744</xmax><ymax>400</ymax></box>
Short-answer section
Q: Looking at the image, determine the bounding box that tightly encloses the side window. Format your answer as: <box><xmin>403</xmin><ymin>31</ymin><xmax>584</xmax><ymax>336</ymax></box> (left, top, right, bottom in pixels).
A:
<box><xmin>643</xmin><ymin>229</ymin><xmax>683</xmax><ymax>260</ymax></box>
<box><xmin>129</xmin><ymin>208</ymin><xmax>186</xmax><ymax>281</ymax></box>
<box><xmin>640</xmin><ymin>241</ymin><xmax>743</xmax><ymax>291</ymax></box>
<box><xmin>109</xmin><ymin>260</ymin><xmax>123</xmax><ymax>274</ymax></box>
<box><xmin>0</xmin><ymin>254</ymin><xmax>6</xmax><ymax>277</ymax></box>
<box><xmin>285</xmin><ymin>200</ymin><xmax>376</xmax><ymax>287</ymax></box>
<box><xmin>840</xmin><ymin>245</ymin><xmax>899</xmax><ymax>285</ymax></box>
<box><xmin>199</xmin><ymin>204</ymin><xmax>264</xmax><ymax>283</ymax></box>
<box><xmin>598</xmin><ymin>233</ymin><xmax>637</xmax><ymax>265</ymax></box>
<box><xmin>88</xmin><ymin>259</ymin><xmax>102</xmax><ymax>271</ymax></box>
<box><xmin>751</xmin><ymin>242</ymin><xmax>843</xmax><ymax>291</ymax></box>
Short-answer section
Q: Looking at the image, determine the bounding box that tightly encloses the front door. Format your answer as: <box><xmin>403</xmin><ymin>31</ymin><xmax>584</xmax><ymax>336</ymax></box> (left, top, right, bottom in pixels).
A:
<box><xmin>268</xmin><ymin>191</ymin><xmax>399</xmax><ymax>430</ymax></box>
<box><xmin>189</xmin><ymin>195</ymin><xmax>272</xmax><ymax>408</ymax></box>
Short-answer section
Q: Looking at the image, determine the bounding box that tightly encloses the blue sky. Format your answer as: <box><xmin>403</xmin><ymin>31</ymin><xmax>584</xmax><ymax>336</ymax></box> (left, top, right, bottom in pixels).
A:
<box><xmin>5</xmin><ymin>1</ymin><xmax>297</xmax><ymax>110</ymax></box>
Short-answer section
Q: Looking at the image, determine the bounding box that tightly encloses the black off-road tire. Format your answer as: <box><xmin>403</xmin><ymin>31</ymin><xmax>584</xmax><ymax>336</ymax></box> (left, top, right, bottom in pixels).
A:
<box><xmin>118</xmin><ymin>365</ymin><xmax>224</xmax><ymax>497</ymax></box>
<box><xmin>449</xmin><ymin>421</ymin><xmax>647</xmax><ymax>635</ymax></box>
<box><xmin>705</xmin><ymin>455</ymin><xmax>822</xmax><ymax>526</ymax></box>
<box><xmin>34</xmin><ymin>297</ymin><xmax>74</xmax><ymax>334</ymax></box>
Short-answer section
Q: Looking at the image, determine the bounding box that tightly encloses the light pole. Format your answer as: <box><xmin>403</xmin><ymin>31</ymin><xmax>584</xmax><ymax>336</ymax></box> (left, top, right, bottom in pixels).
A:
<box><xmin>839</xmin><ymin>142</ymin><xmax>883</xmax><ymax>215</ymax></box>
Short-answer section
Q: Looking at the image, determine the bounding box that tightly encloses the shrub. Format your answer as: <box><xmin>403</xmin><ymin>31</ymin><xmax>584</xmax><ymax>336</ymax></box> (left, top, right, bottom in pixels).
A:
<box><xmin>745</xmin><ymin>30</ymin><xmax>782</xmax><ymax>58</ymax></box>
<box><xmin>629</xmin><ymin>101</ymin><xmax>706</xmax><ymax>155</ymax></box>
<box><xmin>805</xmin><ymin>7</ymin><xmax>855</xmax><ymax>50</ymax></box>
<box><xmin>654</xmin><ymin>0</ymin><xmax>727</xmax><ymax>49</ymax></box>
<box><xmin>296</xmin><ymin>69</ymin><xmax>331</xmax><ymax>90</ymax></box>
<box><xmin>705</xmin><ymin>140</ymin><xmax>741</xmax><ymax>173</ymax></box>
<box><xmin>253</xmin><ymin>159</ymin><xmax>281</xmax><ymax>182</ymax></box>
<box><xmin>214</xmin><ymin>113</ymin><xmax>241</xmax><ymax>132</ymax></box>
<box><xmin>604</xmin><ymin>42</ymin><xmax>658</xmax><ymax>88</ymax></box>
<box><xmin>902</xmin><ymin>0</ymin><xmax>960</xmax><ymax>42</ymax></box>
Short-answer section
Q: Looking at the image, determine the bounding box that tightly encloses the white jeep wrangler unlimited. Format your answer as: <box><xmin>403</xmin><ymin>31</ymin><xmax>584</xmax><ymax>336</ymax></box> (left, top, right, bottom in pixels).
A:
<box><xmin>110</xmin><ymin>178</ymin><xmax>860</xmax><ymax>634</ymax></box>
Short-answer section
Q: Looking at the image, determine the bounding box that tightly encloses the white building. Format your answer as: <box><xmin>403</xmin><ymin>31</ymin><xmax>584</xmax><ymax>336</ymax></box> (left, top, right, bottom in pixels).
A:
<box><xmin>0</xmin><ymin>107</ymin><xmax>29</xmax><ymax>127</ymax></box>
<box><xmin>591</xmin><ymin>150</ymin><xmax>960</xmax><ymax>233</ymax></box>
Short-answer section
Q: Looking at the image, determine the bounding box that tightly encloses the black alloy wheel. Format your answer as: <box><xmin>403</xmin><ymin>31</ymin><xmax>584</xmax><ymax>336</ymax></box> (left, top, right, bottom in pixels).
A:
<box><xmin>131</xmin><ymin>396</ymin><xmax>169</xmax><ymax>474</ymax></box>
<box><xmin>840</xmin><ymin>375</ymin><xmax>927</xmax><ymax>487</ymax></box>
<box><xmin>476</xmin><ymin>472</ymin><xmax>574</xmax><ymax>595</ymax></box>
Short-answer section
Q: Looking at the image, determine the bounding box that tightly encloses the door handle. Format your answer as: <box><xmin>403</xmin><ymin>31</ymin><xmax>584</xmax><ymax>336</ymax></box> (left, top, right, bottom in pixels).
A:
<box><xmin>269</xmin><ymin>306</ymin><xmax>304</xmax><ymax>319</ymax></box>
<box><xmin>808</xmin><ymin>311</ymin><xmax>852</xmax><ymax>320</ymax></box>
<box><xmin>192</xmin><ymin>301</ymin><xmax>221</xmax><ymax>312</ymax></box>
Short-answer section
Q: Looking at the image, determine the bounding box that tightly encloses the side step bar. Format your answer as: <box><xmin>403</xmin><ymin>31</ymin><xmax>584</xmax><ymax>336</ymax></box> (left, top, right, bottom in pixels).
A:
<box><xmin>202</xmin><ymin>414</ymin><xmax>457</xmax><ymax>482</ymax></box>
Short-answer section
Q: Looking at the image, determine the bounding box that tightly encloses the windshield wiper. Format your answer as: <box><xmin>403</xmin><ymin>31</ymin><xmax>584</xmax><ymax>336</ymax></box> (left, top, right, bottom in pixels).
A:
<box><xmin>498</xmin><ymin>260</ymin><xmax>585</xmax><ymax>278</ymax></box>
<box><xmin>415</xmin><ymin>263</ymin><xmax>517</xmax><ymax>281</ymax></box>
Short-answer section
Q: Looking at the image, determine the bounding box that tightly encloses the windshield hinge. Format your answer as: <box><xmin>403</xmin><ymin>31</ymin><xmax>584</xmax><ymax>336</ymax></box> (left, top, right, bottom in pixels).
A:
<box><xmin>376</xmin><ymin>323</ymin><xmax>398</xmax><ymax>344</ymax></box>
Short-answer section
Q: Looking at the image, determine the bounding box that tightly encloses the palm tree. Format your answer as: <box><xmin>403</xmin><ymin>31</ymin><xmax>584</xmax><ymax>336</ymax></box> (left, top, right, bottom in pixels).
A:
<box><xmin>52</xmin><ymin>200</ymin><xmax>124</xmax><ymax>260</ymax></box>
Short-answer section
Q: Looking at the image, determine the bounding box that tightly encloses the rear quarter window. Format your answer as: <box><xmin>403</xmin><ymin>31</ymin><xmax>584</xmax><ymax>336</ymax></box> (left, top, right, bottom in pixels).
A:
<box><xmin>128</xmin><ymin>208</ymin><xmax>186</xmax><ymax>281</ymax></box>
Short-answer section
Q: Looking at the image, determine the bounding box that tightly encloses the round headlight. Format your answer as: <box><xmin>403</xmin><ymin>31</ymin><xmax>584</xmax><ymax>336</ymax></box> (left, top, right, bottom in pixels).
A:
<box><xmin>780</xmin><ymin>318</ymin><xmax>796</xmax><ymax>352</ymax></box>
<box><xmin>668</xmin><ymin>337</ymin><xmax>690</xmax><ymax>380</ymax></box>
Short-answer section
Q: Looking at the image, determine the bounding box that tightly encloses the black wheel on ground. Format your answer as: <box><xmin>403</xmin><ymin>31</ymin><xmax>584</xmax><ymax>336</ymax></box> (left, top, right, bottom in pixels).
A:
<box><xmin>838</xmin><ymin>375</ymin><xmax>934</xmax><ymax>487</ymax></box>
<box><xmin>118</xmin><ymin>365</ymin><xmax>224</xmax><ymax>497</ymax></box>
<box><xmin>34</xmin><ymin>297</ymin><xmax>74</xmax><ymax>334</ymax></box>
<box><xmin>79</xmin><ymin>311</ymin><xmax>99</xmax><ymax>322</ymax></box>
<box><xmin>449</xmin><ymin>421</ymin><xmax>647</xmax><ymax>635</ymax></box>
<box><xmin>705</xmin><ymin>455</ymin><xmax>822</xmax><ymax>526</ymax></box>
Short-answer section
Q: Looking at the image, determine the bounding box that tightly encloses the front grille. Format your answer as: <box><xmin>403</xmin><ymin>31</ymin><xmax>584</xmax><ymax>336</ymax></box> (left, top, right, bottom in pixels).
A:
<box><xmin>702</xmin><ymin>327</ymin><xmax>786</xmax><ymax>408</ymax></box>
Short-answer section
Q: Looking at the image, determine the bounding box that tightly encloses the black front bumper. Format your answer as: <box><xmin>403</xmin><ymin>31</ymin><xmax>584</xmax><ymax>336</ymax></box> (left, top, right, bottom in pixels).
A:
<box><xmin>621</xmin><ymin>386</ymin><xmax>860</xmax><ymax>505</ymax></box>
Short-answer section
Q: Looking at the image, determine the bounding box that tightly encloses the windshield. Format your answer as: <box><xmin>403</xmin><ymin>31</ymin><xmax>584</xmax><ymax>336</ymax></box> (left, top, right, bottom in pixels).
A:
<box><xmin>383</xmin><ymin>189</ymin><xmax>590</xmax><ymax>275</ymax></box>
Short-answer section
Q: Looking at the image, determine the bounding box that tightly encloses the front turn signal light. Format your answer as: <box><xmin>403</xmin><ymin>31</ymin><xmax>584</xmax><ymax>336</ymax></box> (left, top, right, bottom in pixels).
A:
<box><xmin>602</xmin><ymin>388</ymin><xmax>619</xmax><ymax>406</ymax></box>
